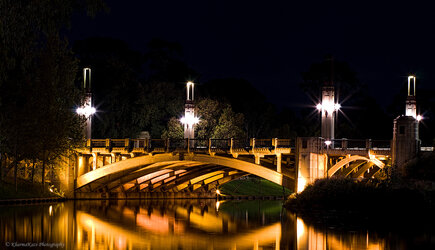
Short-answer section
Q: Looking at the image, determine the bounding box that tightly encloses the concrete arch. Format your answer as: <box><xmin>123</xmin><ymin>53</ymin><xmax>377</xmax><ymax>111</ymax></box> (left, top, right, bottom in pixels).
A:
<box><xmin>76</xmin><ymin>153</ymin><xmax>293</xmax><ymax>191</ymax></box>
<box><xmin>328</xmin><ymin>155</ymin><xmax>385</xmax><ymax>177</ymax></box>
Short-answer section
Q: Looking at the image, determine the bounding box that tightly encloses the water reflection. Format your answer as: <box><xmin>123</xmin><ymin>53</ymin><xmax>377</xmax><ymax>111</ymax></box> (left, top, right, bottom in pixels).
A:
<box><xmin>0</xmin><ymin>200</ymin><xmax>432</xmax><ymax>249</ymax></box>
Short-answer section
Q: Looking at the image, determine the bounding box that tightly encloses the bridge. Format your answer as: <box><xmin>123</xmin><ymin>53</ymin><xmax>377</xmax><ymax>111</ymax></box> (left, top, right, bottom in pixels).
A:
<box><xmin>68</xmin><ymin>138</ymin><xmax>294</xmax><ymax>198</ymax></box>
<box><xmin>60</xmin><ymin>71</ymin><xmax>428</xmax><ymax>198</ymax></box>
<box><xmin>61</xmin><ymin>136</ymin><xmax>395</xmax><ymax>198</ymax></box>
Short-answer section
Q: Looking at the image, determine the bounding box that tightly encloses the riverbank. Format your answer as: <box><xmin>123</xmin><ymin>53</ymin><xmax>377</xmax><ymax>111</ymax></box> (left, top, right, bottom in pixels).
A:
<box><xmin>219</xmin><ymin>177</ymin><xmax>292</xmax><ymax>197</ymax></box>
<box><xmin>0</xmin><ymin>179</ymin><xmax>62</xmax><ymax>200</ymax></box>
<box><xmin>284</xmin><ymin>178</ymin><xmax>435</xmax><ymax>224</ymax></box>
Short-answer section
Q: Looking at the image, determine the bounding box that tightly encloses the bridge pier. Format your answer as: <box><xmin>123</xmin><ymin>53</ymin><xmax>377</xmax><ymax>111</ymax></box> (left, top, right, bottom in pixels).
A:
<box><xmin>77</xmin><ymin>154</ymin><xmax>91</xmax><ymax>177</ymax></box>
<box><xmin>392</xmin><ymin>116</ymin><xmax>420</xmax><ymax>174</ymax></box>
<box><xmin>296</xmin><ymin>138</ymin><xmax>327</xmax><ymax>192</ymax></box>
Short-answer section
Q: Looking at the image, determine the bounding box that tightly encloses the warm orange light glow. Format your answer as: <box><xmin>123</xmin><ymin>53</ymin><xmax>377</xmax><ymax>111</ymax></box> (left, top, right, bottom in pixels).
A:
<box><xmin>296</xmin><ymin>218</ymin><xmax>305</xmax><ymax>239</ymax></box>
<box><xmin>297</xmin><ymin>176</ymin><xmax>307</xmax><ymax>193</ymax></box>
<box><xmin>216</xmin><ymin>201</ymin><xmax>220</xmax><ymax>211</ymax></box>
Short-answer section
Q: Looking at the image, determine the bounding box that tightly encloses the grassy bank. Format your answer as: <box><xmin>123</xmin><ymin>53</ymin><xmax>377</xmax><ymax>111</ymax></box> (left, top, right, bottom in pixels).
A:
<box><xmin>220</xmin><ymin>177</ymin><xmax>292</xmax><ymax>196</ymax></box>
<box><xmin>0</xmin><ymin>179</ymin><xmax>61</xmax><ymax>199</ymax></box>
<box><xmin>285</xmin><ymin>178</ymin><xmax>435</xmax><ymax>220</ymax></box>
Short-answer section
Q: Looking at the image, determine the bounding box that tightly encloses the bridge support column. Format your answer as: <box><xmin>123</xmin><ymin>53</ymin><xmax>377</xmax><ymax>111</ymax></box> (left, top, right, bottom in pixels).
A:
<box><xmin>92</xmin><ymin>152</ymin><xmax>98</xmax><ymax>170</ymax></box>
<box><xmin>60</xmin><ymin>154</ymin><xmax>76</xmax><ymax>198</ymax></box>
<box><xmin>296</xmin><ymin>137</ymin><xmax>327</xmax><ymax>192</ymax></box>
<box><xmin>276</xmin><ymin>153</ymin><xmax>282</xmax><ymax>173</ymax></box>
<box><xmin>77</xmin><ymin>154</ymin><xmax>90</xmax><ymax>177</ymax></box>
<box><xmin>96</xmin><ymin>153</ymin><xmax>106</xmax><ymax>168</ymax></box>
<box><xmin>110</xmin><ymin>153</ymin><xmax>116</xmax><ymax>164</ymax></box>
<box><xmin>254</xmin><ymin>154</ymin><xmax>263</xmax><ymax>165</ymax></box>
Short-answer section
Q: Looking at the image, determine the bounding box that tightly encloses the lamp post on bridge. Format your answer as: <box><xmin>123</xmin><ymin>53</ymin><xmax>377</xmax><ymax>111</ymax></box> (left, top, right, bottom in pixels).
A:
<box><xmin>316</xmin><ymin>81</ymin><xmax>340</xmax><ymax>147</ymax></box>
<box><xmin>76</xmin><ymin>67</ymin><xmax>96</xmax><ymax>139</ymax></box>
<box><xmin>180</xmin><ymin>81</ymin><xmax>199</xmax><ymax>141</ymax></box>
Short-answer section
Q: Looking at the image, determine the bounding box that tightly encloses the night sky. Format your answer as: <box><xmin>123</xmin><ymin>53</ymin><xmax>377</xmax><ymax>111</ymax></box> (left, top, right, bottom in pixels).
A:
<box><xmin>68</xmin><ymin>1</ymin><xmax>435</xmax><ymax>109</ymax></box>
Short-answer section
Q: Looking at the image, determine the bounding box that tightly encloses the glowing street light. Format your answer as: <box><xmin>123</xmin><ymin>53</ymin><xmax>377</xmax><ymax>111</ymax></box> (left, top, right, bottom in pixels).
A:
<box><xmin>316</xmin><ymin>102</ymin><xmax>341</xmax><ymax>114</ymax></box>
<box><xmin>77</xmin><ymin>67</ymin><xmax>95</xmax><ymax>139</ymax></box>
<box><xmin>324</xmin><ymin>140</ymin><xmax>332</xmax><ymax>147</ymax></box>
<box><xmin>76</xmin><ymin>105</ymin><xmax>96</xmax><ymax>118</ymax></box>
<box><xmin>180</xmin><ymin>113</ymin><xmax>199</xmax><ymax>126</ymax></box>
<box><xmin>182</xmin><ymin>81</ymin><xmax>199</xmax><ymax>139</ymax></box>
<box><xmin>416</xmin><ymin>115</ymin><xmax>423</xmax><ymax>122</ymax></box>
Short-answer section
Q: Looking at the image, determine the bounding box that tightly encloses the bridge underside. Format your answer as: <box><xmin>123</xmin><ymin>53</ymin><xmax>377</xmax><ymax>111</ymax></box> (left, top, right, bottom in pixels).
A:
<box><xmin>74</xmin><ymin>153</ymin><xmax>294</xmax><ymax>198</ymax></box>
<box><xmin>328</xmin><ymin>155</ymin><xmax>386</xmax><ymax>179</ymax></box>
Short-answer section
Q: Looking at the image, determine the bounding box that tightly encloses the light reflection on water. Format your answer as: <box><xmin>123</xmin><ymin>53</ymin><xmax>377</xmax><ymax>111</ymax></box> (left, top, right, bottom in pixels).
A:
<box><xmin>0</xmin><ymin>200</ymin><xmax>431</xmax><ymax>249</ymax></box>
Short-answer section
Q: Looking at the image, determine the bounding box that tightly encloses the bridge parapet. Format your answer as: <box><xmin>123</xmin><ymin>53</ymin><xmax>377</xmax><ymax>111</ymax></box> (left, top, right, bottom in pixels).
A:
<box><xmin>78</xmin><ymin>138</ymin><xmax>293</xmax><ymax>156</ymax></box>
<box><xmin>316</xmin><ymin>138</ymin><xmax>391</xmax><ymax>155</ymax></box>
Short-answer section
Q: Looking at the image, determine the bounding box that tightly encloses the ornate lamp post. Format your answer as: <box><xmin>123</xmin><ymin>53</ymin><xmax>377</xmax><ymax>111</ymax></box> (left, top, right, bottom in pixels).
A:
<box><xmin>76</xmin><ymin>68</ymin><xmax>96</xmax><ymax>139</ymax></box>
<box><xmin>180</xmin><ymin>81</ymin><xmax>199</xmax><ymax>140</ymax></box>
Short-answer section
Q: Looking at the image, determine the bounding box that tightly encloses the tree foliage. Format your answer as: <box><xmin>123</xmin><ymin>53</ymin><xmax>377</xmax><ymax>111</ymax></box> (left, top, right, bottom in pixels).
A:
<box><xmin>162</xmin><ymin>117</ymin><xmax>183</xmax><ymax>139</ymax></box>
<box><xmin>212</xmin><ymin>106</ymin><xmax>246</xmax><ymax>139</ymax></box>
<box><xmin>0</xmin><ymin>0</ymin><xmax>105</xmax><ymax>186</ymax></box>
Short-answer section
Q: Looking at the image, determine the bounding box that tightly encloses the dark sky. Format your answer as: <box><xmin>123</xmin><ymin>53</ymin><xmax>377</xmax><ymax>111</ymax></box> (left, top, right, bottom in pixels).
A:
<box><xmin>68</xmin><ymin>1</ymin><xmax>435</xmax><ymax>109</ymax></box>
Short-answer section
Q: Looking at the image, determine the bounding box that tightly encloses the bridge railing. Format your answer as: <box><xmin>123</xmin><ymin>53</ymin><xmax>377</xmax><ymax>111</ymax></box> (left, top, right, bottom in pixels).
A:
<box><xmin>252</xmin><ymin>138</ymin><xmax>273</xmax><ymax>149</ymax></box>
<box><xmin>189</xmin><ymin>139</ymin><xmax>209</xmax><ymax>149</ymax></box>
<box><xmin>318</xmin><ymin>138</ymin><xmax>391</xmax><ymax>151</ymax></box>
<box><xmin>150</xmin><ymin>139</ymin><xmax>167</xmax><ymax>151</ymax></box>
<box><xmin>421</xmin><ymin>146</ymin><xmax>434</xmax><ymax>152</ymax></box>
<box><xmin>209</xmin><ymin>139</ymin><xmax>230</xmax><ymax>150</ymax></box>
<box><xmin>89</xmin><ymin>139</ymin><xmax>106</xmax><ymax>148</ymax></box>
<box><xmin>371</xmin><ymin>140</ymin><xmax>391</xmax><ymax>150</ymax></box>
<box><xmin>275</xmin><ymin>138</ymin><xmax>294</xmax><ymax>148</ymax></box>
<box><xmin>132</xmin><ymin>139</ymin><xmax>147</xmax><ymax>148</ymax></box>
<box><xmin>112</xmin><ymin>139</ymin><xmax>128</xmax><ymax>148</ymax></box>
<box><xmin>232</xmin><ymin>138</ymin><xmax>251</xmax><ymax>150</ymax></box>
<box><xmin>84</xmin><ymin>138</ymin><xmax>293</xmax><ymax>154</ymax></box>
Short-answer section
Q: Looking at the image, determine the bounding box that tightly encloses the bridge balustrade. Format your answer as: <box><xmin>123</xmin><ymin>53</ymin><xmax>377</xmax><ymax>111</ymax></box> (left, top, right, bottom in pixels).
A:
<box><xmin>252</xmin><ymin>139</ymin><xmax>273</xmax><ymax>149</ymax></box>
<box><xmin>84</xmin><ymin>138</ymin><xmax>294</xmax><ymax>155</ymax></box>
<box><xmin>150</xmin><ymin>139</ymin><xmax>167</xmax><ymax>152</ymax></box>
<box><xmin>371</xmin><ymin>140</ymin><xmax>391</xmax><ymax>150</ymax></box>
<box><xmin>111</xmin><ymin>139</ymin><xmax>129</xmax><ymax>148</ymax></box>
<box><xmin>208</xmin><ymin>139</ymin><xmax>230</xmax><ymax>150</ymax></box>
<box><xmin>316</xmin><ymin>138</ymin><xmax>390</xmax><ymax>150</ymax></box>
<box><xmin>89</xmin><ymin>139</ymin><xmax>106</xmax><ymax>148</ymax></box>
<box><xmin>232</xmin><ymin>138</ymin><xmax>251</xmax><ymax>151</ymax></box>
<box><xmin>275</xmin><ymin>139</ymin><xmax>293</xmax><ymax>148</ymax></box>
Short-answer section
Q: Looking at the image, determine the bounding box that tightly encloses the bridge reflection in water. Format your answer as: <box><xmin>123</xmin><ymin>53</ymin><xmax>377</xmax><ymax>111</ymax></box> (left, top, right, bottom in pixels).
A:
<box><xmin>0</xmin><ymin>200</ymin><xmax>397</xmax><ymax>249</ymax></box>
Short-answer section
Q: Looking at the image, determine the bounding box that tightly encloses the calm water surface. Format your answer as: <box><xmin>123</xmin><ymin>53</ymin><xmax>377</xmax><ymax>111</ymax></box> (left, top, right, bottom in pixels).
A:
<box><xmin>0</xmin><ymin>200</ymin><xmax>434</xmax><ymax>249</ymax></box>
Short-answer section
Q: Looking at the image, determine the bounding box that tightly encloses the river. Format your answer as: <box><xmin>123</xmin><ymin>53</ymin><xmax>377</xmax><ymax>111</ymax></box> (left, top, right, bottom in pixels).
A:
<box><xmin>0</xmin><ymin>200</ymin><xmax>433</xmax><ymax>249</ymax></box>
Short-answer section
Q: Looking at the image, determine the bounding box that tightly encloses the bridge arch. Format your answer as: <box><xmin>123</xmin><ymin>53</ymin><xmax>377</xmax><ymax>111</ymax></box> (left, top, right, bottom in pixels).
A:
<box><xmin>76</xmin><ymin>153</ymin><xmax>293</xmax><ymax>192</ymax></box>
<box><xmin>328</xmin><ymin>155</ymin><xmax>385</xmax><ymax>177</ymax></box>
